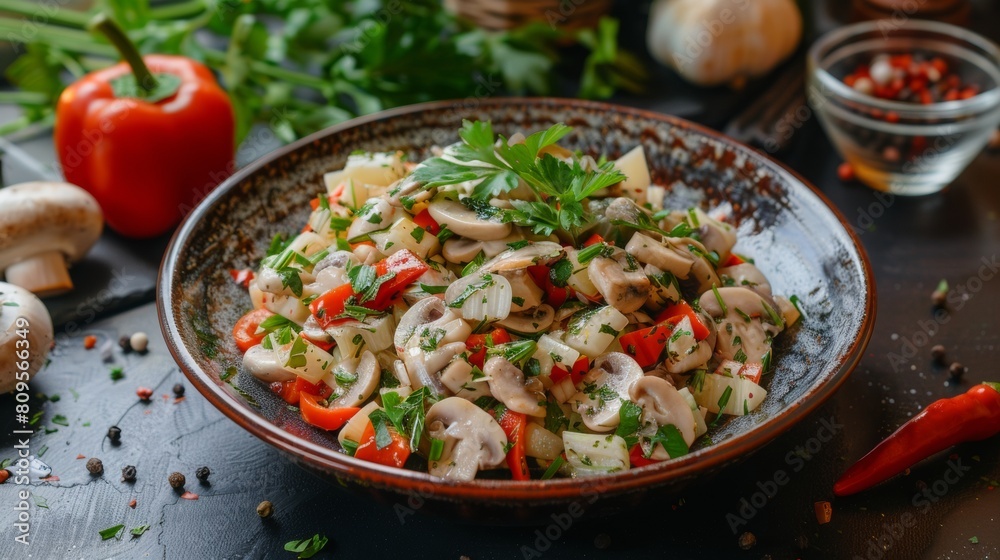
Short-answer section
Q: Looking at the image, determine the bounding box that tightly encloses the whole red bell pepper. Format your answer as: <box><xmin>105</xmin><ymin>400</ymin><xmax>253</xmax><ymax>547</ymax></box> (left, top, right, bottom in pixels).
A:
<box><xmin>54</xmin><ymin>15</ymin><xmax>234</xmax><ymax>238</ymax></box>
<box><xmin>834</xmin><ymin>382</ymin><xmax>1000</xmax><ymax>497</ymax></box>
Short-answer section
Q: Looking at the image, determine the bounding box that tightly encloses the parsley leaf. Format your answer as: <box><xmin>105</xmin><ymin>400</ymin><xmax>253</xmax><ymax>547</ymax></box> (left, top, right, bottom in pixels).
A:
<box><xmin>614</xmin><ymin>399</ymin><xmax>643</xmax><ymax>448</ymax></box>
<box><xmin>646</xmin><ymin>424</ymin><xmax>690</xmax><ymax>459</ymax></box>
<box><xmin>284</xmin><ymin>534</ymin><xmax>329</xmax><ymax>559</ymax></box>
<box><xmin>99</xmin><ymin>524</ymin><xmax>125</xmax><ymax>541</ymax></box>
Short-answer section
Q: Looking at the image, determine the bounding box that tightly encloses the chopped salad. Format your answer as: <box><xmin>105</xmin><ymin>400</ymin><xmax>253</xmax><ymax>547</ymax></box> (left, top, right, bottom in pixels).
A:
<box><xmin>233</xmin><ymin>120</ymin><xmax>801</xmax><ymax>481</ymax></box>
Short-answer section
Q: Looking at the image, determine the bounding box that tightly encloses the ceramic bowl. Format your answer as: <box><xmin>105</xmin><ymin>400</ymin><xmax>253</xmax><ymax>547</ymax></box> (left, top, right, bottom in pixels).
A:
<box><xmin>157</xmin><ymin>98</ymin><xmax>876</xmax><ymax>522</ymax></box>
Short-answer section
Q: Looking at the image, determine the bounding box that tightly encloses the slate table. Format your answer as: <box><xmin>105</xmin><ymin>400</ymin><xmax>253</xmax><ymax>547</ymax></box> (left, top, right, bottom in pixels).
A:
<box><xmin>2</xmin><ymin>3</ymin><xmax>1000</xmax><ymax>559</ymax></box>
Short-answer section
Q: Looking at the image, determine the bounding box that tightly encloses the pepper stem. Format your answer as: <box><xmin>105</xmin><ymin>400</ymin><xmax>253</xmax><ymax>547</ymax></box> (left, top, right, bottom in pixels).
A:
<box><xmin>88</xmin><ymin>14</ymin><xmax>157</xmax><ymax>93</ymax></box>
<box><xmin>983</xmin><ymin>382</ymin><xmax>1000</xmax><ymax>394</ymax></box>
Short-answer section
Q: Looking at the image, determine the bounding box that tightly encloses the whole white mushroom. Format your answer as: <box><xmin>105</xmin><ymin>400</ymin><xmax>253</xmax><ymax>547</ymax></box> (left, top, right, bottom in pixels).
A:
<box><xmin>0</xmin><ymin>282</ymin><xmax>54</xmax><ymax>393</ymax></box>
<box><xmin>0</xmin><ymin>181</ymin><xmax>103</xmax><ymax>297</ymax></box>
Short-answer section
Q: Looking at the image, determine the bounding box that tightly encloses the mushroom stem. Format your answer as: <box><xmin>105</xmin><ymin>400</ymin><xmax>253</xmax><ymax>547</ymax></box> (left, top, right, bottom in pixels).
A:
<box><xmin>5</xmin><ymin>250</ymin><xmax>73</xmax><ymax>297</ymax></box>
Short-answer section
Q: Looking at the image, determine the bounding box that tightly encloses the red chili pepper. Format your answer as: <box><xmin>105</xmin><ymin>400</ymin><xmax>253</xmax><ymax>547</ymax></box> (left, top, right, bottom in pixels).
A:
<box><xmin>298</xmin><ymin>393</ymin><xmax>360</xmax><ymax>431</ymax></box>
<box><xmin>466</xmin><ymin>328</ymin><xmax>512</xmax><ymax>370</ymax></box>
<box><xmin>655</xmin><ymin>301</ymin><xmax>710</xmax><ymax>340</ymax></box>
<box><xmin>834</xmin><ymin>382</ymin><xmax>1000</xmax><ymax>497</ymax></box>
<box><xmin>54</xmin><ymin>16</ymin><xmax>233</xmax><ymax>238</ymax></box>
<box><xmin>310</xmin><ymin>249</ymin><xmax>428</xmax><ymax>329</ymax></box>
<box><xmin>412</xmin><ymin>208</ymin><xmax>441</xmax><ymax>235</ymax></box>
<box><xmin>232</xmin><ymin>308</ymin><xmax>274</xmax><ymax>353</ymax></box>
<box><xmin>493</xmin><ymin>407</ymin><xmax>530</xmax><ymax>480</ymax></box>
<box><xmin>354</xmin><ymin>422</ymin><xmax>412</xmax><ymax>468</ymax></box>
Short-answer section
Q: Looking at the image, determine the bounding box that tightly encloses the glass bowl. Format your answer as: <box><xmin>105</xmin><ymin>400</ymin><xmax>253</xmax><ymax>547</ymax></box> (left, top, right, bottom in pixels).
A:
<box><xmin>808</xmin><ymin>20</ymin><xmax>1000</xmax><ymax>195</ymax></box>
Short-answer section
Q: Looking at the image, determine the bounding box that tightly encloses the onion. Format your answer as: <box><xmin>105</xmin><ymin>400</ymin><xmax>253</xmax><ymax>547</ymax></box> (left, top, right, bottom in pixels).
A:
<box><xmin>445</xmin><ymin>272</ymin><xmax>511</xmax><ymax>323</ymax></box>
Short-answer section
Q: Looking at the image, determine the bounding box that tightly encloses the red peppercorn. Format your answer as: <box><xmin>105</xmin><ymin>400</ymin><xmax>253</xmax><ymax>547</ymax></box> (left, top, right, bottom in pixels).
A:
<box><xmin>136</xmin><ymin>387</ymin><xmax>154</xmax><ymax>401</ymax></box>
<box><xmin>837</xmin><ymin>162</ymin><xmax>856</xmax><ymax>182</ymax></box>
<box><xmin>885</xmin><ymin>111</ymin><xmax>900</xmax><ymax>123</ymax></box>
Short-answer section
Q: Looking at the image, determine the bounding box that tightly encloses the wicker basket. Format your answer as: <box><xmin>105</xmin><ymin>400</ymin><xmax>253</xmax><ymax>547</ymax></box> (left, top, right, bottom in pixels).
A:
<box><xmin>444</xmin><ymin>0</ymin><xmax>613</xmax><ymax>31</ymax></box>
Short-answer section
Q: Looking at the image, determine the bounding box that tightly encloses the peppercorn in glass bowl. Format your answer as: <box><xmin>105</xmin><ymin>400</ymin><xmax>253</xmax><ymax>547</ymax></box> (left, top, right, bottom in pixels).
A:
<box><xmin>808</xmin><ymin>20</ymin><xmax>1000</xmax><ymax>195</ymax></box>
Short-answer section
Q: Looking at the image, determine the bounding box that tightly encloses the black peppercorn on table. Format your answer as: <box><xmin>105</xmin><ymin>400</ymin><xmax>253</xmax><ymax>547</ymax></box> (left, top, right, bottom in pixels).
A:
<box><xmin>2</xmin><ymin>3</ymin><xmax>1000</xmax><ymax>558</ymax></box>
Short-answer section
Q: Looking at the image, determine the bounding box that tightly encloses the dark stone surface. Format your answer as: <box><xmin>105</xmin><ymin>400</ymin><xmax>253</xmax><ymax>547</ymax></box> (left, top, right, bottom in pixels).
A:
<box><xmin>2</xmin><ymin>2</ymin><xmax>1000</xmax><ymax>558</ymax></box>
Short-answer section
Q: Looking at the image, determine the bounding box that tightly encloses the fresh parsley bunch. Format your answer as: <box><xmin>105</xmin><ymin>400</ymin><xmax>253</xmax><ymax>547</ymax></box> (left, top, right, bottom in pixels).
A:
<box><xmin>409</xmin><ymin>120</ymin><xmax>626</xmax><ymax>243</ymax></box>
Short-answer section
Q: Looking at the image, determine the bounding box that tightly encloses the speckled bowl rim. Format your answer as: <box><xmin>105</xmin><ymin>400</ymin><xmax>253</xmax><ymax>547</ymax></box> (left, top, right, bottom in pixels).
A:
<box><xmin>157</xmin><ymin>98</ymin><xmax>877</xmax><ymax>503</ymax></box>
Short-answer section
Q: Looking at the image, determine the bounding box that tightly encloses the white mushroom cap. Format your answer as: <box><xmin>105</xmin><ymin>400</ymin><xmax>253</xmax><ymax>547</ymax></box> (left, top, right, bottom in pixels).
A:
<box><xmin>630</xmin><ymin>376</ymin><xmax>697</xmax><ymax>460</ymax></box>
<box><xmin>0</xmin><ymin>182</ymin><xmax>102</xmax><ymax>297</ymax></box>
<box><xmin>569</xmin><ymin>352</ymin><xmax>644</xmax><ymax>432</ymax></box>
<box><xmin>326</xmin><ymin>351</ymin><xmax>380</xmax><ymax>407</ymax></box>
<box><xmin>427</xmin><ymin>199</ymin><xmax>511</xmax><ymax>241</ymax></box>
<box><xmin>0</xmin><ymin>282</ymin><xmax>54</xmax><ymax>393</ymax></box>
<box><xmin>484</xmin><ymin>356</ymin><xmax>546</xmax><ymax>417</ymax></box>
<box><xmin>425</xmin><ymin>397</ymin><xmax>508</xmax><ymax>481</ymax></box>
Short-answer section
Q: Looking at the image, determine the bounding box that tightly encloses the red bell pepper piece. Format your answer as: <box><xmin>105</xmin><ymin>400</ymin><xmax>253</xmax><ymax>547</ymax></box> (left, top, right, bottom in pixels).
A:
<box><xmin>296</xmin><ymin>377</ymin><xmax>332</xmax><ymax>400</ymax></box>
<box><xmin>309</xmin><ymin>195</ymin><xmax>339</xmax><ymax>210</ymax></box>
<box><xmin>619</xmin><ymin>322</ymin><xmax>676</xmax><ymax>368</ymax></box>
<box><xmin>655</xmin><ymin>301</ymin><xmax>710</xmax><ymax>341</ymax></box>
<box><xmin>54</xmin><ymin>16</ymin><xmax>233</xmax><ymax>238</ymax></box>
<box><xmin>582</xmin><ymin>233</ymin><xmax>605</xmax><ymax>247</ymax></box>
<box><xmin>298</xmin><ymin>393</ymin><xmax>360</xmax><ymax>431</ymax></box>
<box><xmin>229</xmin><ymin>269</ymin><xmax>255</xmax><ymax>288</ymax></box>
<box><xmin>466</xmin><ymin>328</ymin><xmax>512</xmax><ymax>370</ymax></box>
<box><xmin>834</xmin><ymin>382</ymin><xmax>1000</xmax><ymax>497</ymax></box>
<box><xmin>270</xmin><ymin>380</ymin><xmax>300</xmax><ymax>405</ymax></box>
<box><xmin>721</xmin><ymin>253</ymin><xmax>745</xmax><ymax>267</ymax></box>
<box><xmin>527</xmin><ymin>265</ymin><xmax>571</xmax><ymax>308</ymax></box>
<box><xmin>232</xmin><ymin>308</ymin><xmax>274</xmax><ymax>353</ymax></box>
<box><xmin>629</xmin><ymin>444</ymin><xmax>660</xmax><ymax>468</ymax></box>
<box><xmin>739</xmin><ymin>362</ymin><xmax>763</xmax><ymax>385</ymax></box>
<box><xmin>551</xmin><ymin>356</ymin><xmax>590</xmax><ymax>385</ymax></box>
<box><xmin>412</xmin><ymin>208</ymin><xmax>441</xmax><ymax>234</ymax></box>
<box><xmin>494</xmin><ymin>407</ymin><xmax>530</xmax><ymax>480</ymax></box>
<box><xmin>354</xmin><ymin>422</ymin><xmax>412</xmax><ymax>468</ymax></box>
<box><xmin>310</xmin><ymin>249</ymin><xmax>429</xmax><ymax>328</ymax></box>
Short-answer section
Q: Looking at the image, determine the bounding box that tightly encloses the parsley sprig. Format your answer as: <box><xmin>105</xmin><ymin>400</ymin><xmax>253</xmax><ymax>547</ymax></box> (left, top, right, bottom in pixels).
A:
<box><xmin>409</xmin><ymin>120</ymin><xmax>626</xmax><ymax>242</ymax></box>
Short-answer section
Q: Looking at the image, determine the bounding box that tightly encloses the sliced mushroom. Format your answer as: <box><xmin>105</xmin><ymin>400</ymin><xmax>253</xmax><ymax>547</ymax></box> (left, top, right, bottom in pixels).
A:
<box><xmin>587</xmin><ymin>249</ymin><xmax>650</xmax><ymax>313</ymax></box>
<box><xmin>484</xmin><ymin>356</ymin><xmax>546</xmax><ymax>417</ymax></box>
<box><xmin>327</xmin><ymin>351</ymin><xmax>380</xmax><ymax>407</ymax></box>
<box><xmin>663</xmin><ymin>315</ymin><xmax>713</xmax><ymax>374</ymax></box>
<box><xmin>699</xmin><ymin>287</ymin><xmax>783</xmax><ymax>363</ymax></box>
<box><xmin>427</xmin><ymin>199</ymin><xmax>510</xmax><ymax>241</ymax></box>
<box><xmin>675</xmin><ymin>236</ymin><xmax>722</xmax><ymax>294</ymax></box>
<box><xmin>439</xmin><ymin>359</ymin><xmax>493</xmax><ymax>401</ymax></box>
<box><xmin>625</xmin><ymin>233</ymin><xmax>695</xmax><ymax>279</ymax></box>
<box><xmin>501</xmin><ymin>268</ymin><xmax>543</xmax><ymax>312</ymax></box>
<box><xmin>394</xmin><ymin>297</ymin><xmax>462</xmax><ymax>354</ymax></box>
<box><xmin>394</xmin><ymin>297</ymin><xmax>471</xmax><ymax>395</ymax></box>
<box><xmin>426</xmin><ymin>397</ymin><xmax>509</xmax><ymax>481</ymax></box>
<box><xmin>691</xmin><ymin>208</ymin><xmax>737</xmax><ymax>262</ymax></box>
<box><xmin>718</xmin><ymin>263</ymin><xmax>772</xmax><ymax>296</ymax></box>
<box><xmin>347</xmin><ymin>197</ymin><xmax>396</xmax><ymax>240</ymax></box>
<box><xmin>242</xmin><ymin>344</ymin><xmax>296</xmax><ymax>383</ymax></box>
<box><xmin>386</xmin><ymin>175</ymin><xmax>434</xmax><ymax>208</ymax></box>
<box><xmin>442</xmin><ymin>232</ymin><xmax>526</xmax><ymax>264</ymax></box>
<box><xmin>496</xmin><ymin>304</ymin><xmax>555</xmax><ymax>335</ymax></box>
<box><xmin>0</xmin><ymin>182</ymin><xmax>102</xmax><ymax>297</ymax></box>
<box><xmin>630</xmin><ymin>376</ymin><xmax>697</xmax><ymax>459</ymax></box>
<box><xmin>481</xmin><ymin>241</ymin><xmax>564</xmax><ymax>272</ymax></box>
<box><xmin>568</xmin><ymin>352</ymin><xmax>644</xmax><ymax>432</ymax></box>
<box><xmin>0</xmin><ymin>282</ymin><xmax>54</xmax><ymax>393</ymax></box>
